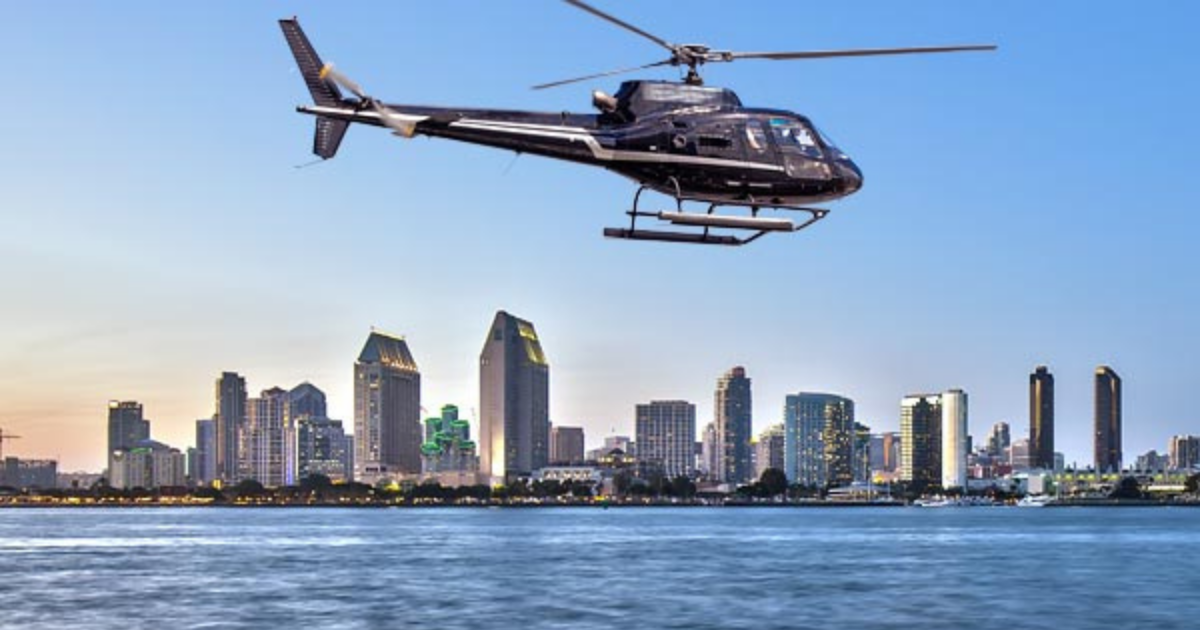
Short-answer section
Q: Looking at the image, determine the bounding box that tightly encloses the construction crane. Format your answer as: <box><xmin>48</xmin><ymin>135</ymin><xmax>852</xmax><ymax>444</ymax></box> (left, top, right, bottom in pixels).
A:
<box><xmin>0</xmin><ymin>427</ymin><xmax>21</xmax><ymax>459</ymax></box>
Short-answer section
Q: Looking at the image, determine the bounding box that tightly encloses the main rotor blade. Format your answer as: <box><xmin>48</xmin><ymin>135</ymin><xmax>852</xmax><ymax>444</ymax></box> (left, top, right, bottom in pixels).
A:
<box><xmin>729</xmin><ymin>44</ymin><xmax>997</xmax><ymax>61</ymax></box>
<box><xmin>532</xmin><ymin>59</ymin><xmax>672</xmax><ymax>90</ymax></box>
<box><xmin>563</xmin><ymin>0</ymin><xmax>674</xmax><ymax>52</ymax></box>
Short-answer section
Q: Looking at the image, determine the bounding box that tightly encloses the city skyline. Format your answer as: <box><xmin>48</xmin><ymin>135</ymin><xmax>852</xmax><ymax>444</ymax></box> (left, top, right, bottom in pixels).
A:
<box><xmin>2</xmin><ymin>2</ymin><xmax>1198</xmax><ymax>471</ymax></box>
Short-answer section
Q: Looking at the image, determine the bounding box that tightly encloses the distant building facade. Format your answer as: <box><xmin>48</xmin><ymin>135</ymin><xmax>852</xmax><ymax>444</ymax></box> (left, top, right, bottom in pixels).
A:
<box><xmin>1</xmin><ymin>457</ymin><xmax>57</xmax><ymax>490</ymax></box>
<box><xmin>479</xmin><ymin>311</ymin><xmax>550</xmax><ymax>482</ymax></box>
<box><xmin>1093</xmin><ymin>366</ymin><xmax>1122</xmax><ymax>474</ymax></box>
<box><xmin>1029</xmin><ymin>366</ymin><xmax>1055</xmax><ymax>470</ymax></box>
<box><xmin>714</xmin><ymin>366</ymin><xmax>753</xmax><ymax>485</ymax></box>
<box><xmin>354</xmin><ymin>331</ymin><xmax>422</xmax><ymax>483</ymax></box>
<box><xmin>550</xmin><ymin>426</ymin><xmax>586</xmax><ymax>465</ymax></box>
<box><xmin>635</xmin><ymin>401</ymin><xmax>696</xmax><ymax>479</ymax></box>
<box><xmin>783</xmin><ymin>393</ymin><xmax>855</xmax><ymax>487</ymax></box>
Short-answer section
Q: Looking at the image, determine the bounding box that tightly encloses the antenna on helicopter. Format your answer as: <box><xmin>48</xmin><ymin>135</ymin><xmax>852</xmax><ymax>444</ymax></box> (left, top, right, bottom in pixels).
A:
<box><xmin>534</xmin><ymin>0</ymin><xmax>996</xmax><ymax>89</ymax></box>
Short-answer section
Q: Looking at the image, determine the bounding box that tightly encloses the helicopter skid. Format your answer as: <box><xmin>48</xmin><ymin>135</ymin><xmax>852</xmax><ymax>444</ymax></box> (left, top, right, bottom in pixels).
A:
<box><xmin>605</xmin><ymin>184</ymin><xmax>829</xmax><ymax>246</ymax></box>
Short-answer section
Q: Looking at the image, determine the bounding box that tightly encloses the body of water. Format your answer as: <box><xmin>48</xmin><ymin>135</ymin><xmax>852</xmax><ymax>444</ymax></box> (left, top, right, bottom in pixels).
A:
<box><xmin>0</xmin><ymin>507</ymin><xmax>1196</xmax><ymax>629</ymax></box>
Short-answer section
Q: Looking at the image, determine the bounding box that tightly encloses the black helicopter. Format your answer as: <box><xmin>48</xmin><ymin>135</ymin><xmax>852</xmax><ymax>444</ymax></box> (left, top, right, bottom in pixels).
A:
<box><xmin>281</xmin><ymin>1</ymin><xmax>994</xmax><ymax>246</ymax></box>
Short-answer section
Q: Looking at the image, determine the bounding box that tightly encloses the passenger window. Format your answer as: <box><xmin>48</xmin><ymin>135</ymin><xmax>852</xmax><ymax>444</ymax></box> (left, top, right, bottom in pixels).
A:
<box><xmin>745</xmin><ymin>121</ymin><xmax>768</xmax><ymax>152</ymax></box>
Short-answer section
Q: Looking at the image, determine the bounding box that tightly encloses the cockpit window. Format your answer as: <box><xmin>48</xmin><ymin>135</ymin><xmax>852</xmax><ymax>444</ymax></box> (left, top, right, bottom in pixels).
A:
<box><xmin>815</xmin><ymin>126</ymin><xmax>849</xmax><ymax>160</ymax></box>
<box><xmin>769</xmin><ymin>118</ymin><xmax>822</xmax><ymax>158</ymax></box>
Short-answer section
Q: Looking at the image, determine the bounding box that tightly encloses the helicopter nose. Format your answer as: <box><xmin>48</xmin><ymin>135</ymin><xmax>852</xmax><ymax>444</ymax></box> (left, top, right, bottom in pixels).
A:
<box><xmin>837</xmin><ymin>159</ymin><xmax>863</xmax><ymax>194</ymax></box>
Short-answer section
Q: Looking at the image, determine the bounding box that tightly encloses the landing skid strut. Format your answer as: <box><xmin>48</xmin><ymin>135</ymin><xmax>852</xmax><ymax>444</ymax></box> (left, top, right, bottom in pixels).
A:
<box><xmin>604</xmin><ymin>182</ymin><xmax>829</xmax><ymax>246</ymax></box>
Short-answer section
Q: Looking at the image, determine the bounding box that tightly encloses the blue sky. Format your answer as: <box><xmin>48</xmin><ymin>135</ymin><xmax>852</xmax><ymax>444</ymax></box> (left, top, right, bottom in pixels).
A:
<box><xmin>1</xmin><ymin>1</ymin><xmax>1197</xmax><ymax>471</ymax></box>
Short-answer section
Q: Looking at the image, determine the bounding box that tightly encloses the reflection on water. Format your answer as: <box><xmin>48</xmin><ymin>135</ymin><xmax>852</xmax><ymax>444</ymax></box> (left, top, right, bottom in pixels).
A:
<box><xmin>0</xmin><ymin>507</ymin><xmax>1197</xmax><ymax>629</ymax></box>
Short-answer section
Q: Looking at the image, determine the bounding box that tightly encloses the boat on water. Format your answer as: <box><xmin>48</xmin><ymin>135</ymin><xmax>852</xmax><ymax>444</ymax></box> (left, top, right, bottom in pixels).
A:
<box><xmin>1016</xmin><ymin>494</ymin><xmax>1055</xmax><ymax>507</ymax></box>
<box><xmin>913</xmin><ymin>496</ymin><xmax>999</xmax><ymax>508</ymax></box>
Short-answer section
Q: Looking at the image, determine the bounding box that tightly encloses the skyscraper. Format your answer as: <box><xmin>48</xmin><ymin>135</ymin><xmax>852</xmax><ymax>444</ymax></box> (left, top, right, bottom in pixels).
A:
<box><xmin>550</xmin><ymin>426</ymin><xmax>586</xmax><ymax>464</ymax></box>
<box><xmin>900</xmin><ymin>394</ymin><xmax>943</xmax><ymax>487</ymax></box>
<box><xmin>354</xmin><ymin>330</ymin><xmax>422</xmax><ymax>482</ymax></box>
<box><xmin>1168</xmin><ymin>435</ymin><xmax>1200</xmax><ymax>471</ymax></box>
<box><xmin>1094</xmin><ymin>366</ymin><xmax>1122</xmax><ymax>474</ymax></box>
<box><xmin>1029</xmin><ymin>366</ymin><xmax>1055</xmax><ymax>470</ymax></box>
<box><xmin>244</xmin><ymin>387</ymin><xmax>295</xmax><ymax>487</ymax></box>
<box><xmin>107</xmin><ymin>401</ymin><xmax>149</xmax><ymax>464</ymax></box>
<box><xmin>853</xmin><ymin>422</ymin><xmax>872</xmax><ymax>484</ymax></box>
<box><xmin>941</xmin><ymin>389</ymin><xmax>969</xmax><ymax>490</ymax></box>
<box><xmin>297</xmin><ymin>416</ymin><xmax>350</xmax><ymax>482</ymax></box>
<box><xmin>289</xmin><ymin>381</ymin><xmax>328</xmax><ymax>419</ymax></box>
<box><xmin>193</xmin><ymin>418</ymin><xmax>216</xmax><ymax>486</ymax></box>
<box><xmin>479</xmin><ymin>311</ymin><xmax>550</xmax><ymax>482</ymax></box>
<box><xmin>714</xmin><ymin>366</ymin><xmax>753</xmax><ymax>485</ymax></box>
<box><xmin>215</xmin><ymin>372</ymin><xmax>247</xmax><ymax>483</ymax></box>
<box><xmin>783</xmin><ymin>393</ymin><xmax>855</xmax><ymax>487</ymax></box>
<box><xmin>755</xmin><ymin>423</ymin><xmax>786</xmax><ymax>479</ymax></box>
<box><xmin>635</xmin><ymin>400</ymin><xmax>696</xmax><ymax>479</ymax></box>
<box><xmin>986</xmin><ymin>421</ymin><xmax>1011</xmax><ymax>457</ymax></box>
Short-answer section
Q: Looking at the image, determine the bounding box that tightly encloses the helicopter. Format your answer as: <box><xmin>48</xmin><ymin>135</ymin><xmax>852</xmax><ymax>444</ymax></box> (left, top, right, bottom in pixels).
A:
<box><xmin>280</xmin><ymin>1</ymin><xmax>995</xmax><ymax>246</ymax></box>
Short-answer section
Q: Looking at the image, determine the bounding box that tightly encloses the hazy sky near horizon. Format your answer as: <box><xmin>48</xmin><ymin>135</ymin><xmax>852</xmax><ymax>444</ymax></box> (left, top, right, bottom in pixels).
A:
<box><xmin>1</xmin><ymin>1</ymin><xmax>1197</xmax><ymax>472</ymax></box>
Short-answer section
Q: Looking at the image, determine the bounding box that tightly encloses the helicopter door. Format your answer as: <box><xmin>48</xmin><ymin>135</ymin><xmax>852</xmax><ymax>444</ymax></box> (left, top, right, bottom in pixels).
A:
<box><xmin>744</xmin><ymin>119</ymin><xmax>772</xmax><ymax>163</ymax></box>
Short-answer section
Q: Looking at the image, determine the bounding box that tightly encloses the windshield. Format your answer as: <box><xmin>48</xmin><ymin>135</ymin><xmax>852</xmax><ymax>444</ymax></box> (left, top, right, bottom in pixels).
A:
<box><xmin>815</xmin><ymin>126</ymin><xmax>849</xmax><ymax>160</ymax></box>
<box><xmin>768</xmin><ymin>118</ymin><xmax>822</xmax><ymax>158</ymax></box>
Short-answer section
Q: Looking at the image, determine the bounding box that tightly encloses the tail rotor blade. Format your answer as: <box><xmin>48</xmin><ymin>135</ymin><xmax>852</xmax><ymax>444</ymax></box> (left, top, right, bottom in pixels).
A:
<box><xmin>318</xmin><ymin>64</ymin><xmax>367</xmax><ymax>100</ymax></box>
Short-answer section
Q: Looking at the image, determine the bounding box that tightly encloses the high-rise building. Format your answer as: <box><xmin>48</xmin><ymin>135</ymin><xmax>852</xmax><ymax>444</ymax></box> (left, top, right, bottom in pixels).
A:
<box><xmin>635</xmin><ymin>401</ymin><xmax>696</xmax><ymax>479</ymax></box>
<box><xmin>479</xmin><ymin>311</ymin><xmax>550</xmax><ymax>482</ymax></box>
<box><xmin>700</xmin><ymin>422</ymin><xmax>719</xmax><ymax>478</ymax></box>
<box><xmin>420</xmin><ymin>405</ymin><xmax>479</xmax><ymax>476</ymax></box>
<box><xmin>755</xmin><ymin>423</ymin><xmax>786</xmax><ymax>479</ymax></box>
<box><xmin>107</xmin><ymin>401</ymin><xmax>150</xmax><ymax>462</ymax></box>
<box><xmin>1009</xmin><ymin>438</ymin><xmax>1032</xmax><ymax>470</ymax></box>
<box><xmin>1029</xmin><ymin>366</ymin><xmax>1055</xmax><ymax>470</ymax></box>
<box><xmin>941</xmin><ymin>389</ymin><xmax>969</xmax><ymax>490</ymax></box>
<box><xmin>109</xmin><ymin>440</ymin><xmax>187</xmax><ymax>489</ymax></box>
<box><xmin>550</xmin><ymin>426</ymin><xmax>586</xmax><ymax>465</ymax></box>
<box><xmin>289</xmin><ymin>382</ymin><xmax>328</xmax><ymax>419</ymax></box>
<box><xmin>1168</xmin><ymin>435</ymin><xmax>1200</xmax><ymax>471</ymax></box>
<box><xmin>243</xmin><ymin>387</ymin><xmax>296</xmax><ymax>487</ymax></box>
<box><xmin>215</xmin><ymin>372</ymin><xmax>247</xmax><ymax>483</ymax></box>
<box><xmin>868</xmin><ymin>432</ymin><xmax>900</xmax><ymax>473</ymax></box>
<box><xmin>714</xmin><ymin>366</ymin><xmax>753</xmax><ymax>485</ymax></box>
<box><xmin>354</xmin><ymin>331</ymin><xmax>422</xmax><ymax>482</ymax></box>
<box><xmin>986</xmin><ymin>422</ymin><xmax>1011</xmax><ymax>457</ymax></box>
<box><xmin>1094</xmin><ymin>366</ymin><xmax>1122</xmax><ymax>474</ymax></box>
<box><xmin>853</xmin><ymin>422</ymin><xmax>872</xmax><ymax>484</ymax></box>
<box><xmin>783</xmin><ymin>393</ymin><xmax>855</xmax><ymax>487</ymax></box>
<box><xmin>193</xmin><ymin>418</ymin><xmax>216</xmax><ymax>486</ymax></box>
<box><xmin>900</xmin><ymin>394</ymin><xmax>943</xmax><ymax>487</ymax></box>
<box><xmin>297</xmin><ymin>416</ymin><xmax>350</xmax><ymax>482</ymax></box>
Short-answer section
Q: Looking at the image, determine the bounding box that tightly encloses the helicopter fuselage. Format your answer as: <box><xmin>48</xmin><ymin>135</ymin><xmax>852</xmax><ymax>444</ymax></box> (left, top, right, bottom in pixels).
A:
<box><xmin>299</xmin><ymin>80</ymin><xmax>862</xmax><ymax>207</ymax></box>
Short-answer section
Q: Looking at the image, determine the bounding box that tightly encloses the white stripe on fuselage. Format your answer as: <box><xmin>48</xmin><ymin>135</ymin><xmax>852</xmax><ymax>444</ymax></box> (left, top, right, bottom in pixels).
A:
<box><xmin>449</xmin><ymin>119</ymin><xmax>785</xmax><ymax>173</ymax></box>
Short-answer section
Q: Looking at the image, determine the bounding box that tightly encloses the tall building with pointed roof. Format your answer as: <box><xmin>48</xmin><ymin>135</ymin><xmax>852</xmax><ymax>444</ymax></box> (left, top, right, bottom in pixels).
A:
<box><xmin>479</xmin><ymin>311</ymin><xmax>550</xmax><ymax>483</ymax></box>
<box><xmin>354</xmin><ymin>330</ymin><xmax>421</xmax><ymax>482</ymax></box>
